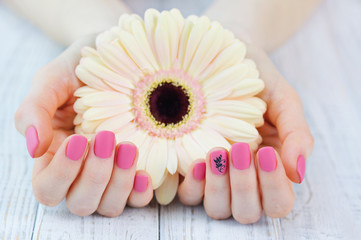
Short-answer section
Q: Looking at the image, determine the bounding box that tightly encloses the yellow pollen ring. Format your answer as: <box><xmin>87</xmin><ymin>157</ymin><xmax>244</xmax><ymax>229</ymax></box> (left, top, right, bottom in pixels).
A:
<box><xmin>141</xmin><ymin>78</ymin><xmax>195</xmax><ymax>131</ymax></box>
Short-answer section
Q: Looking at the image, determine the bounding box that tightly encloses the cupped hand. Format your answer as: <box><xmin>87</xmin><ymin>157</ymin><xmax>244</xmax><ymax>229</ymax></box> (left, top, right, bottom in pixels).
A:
<box><xmin>178</xmin><ymin>44</ymin><xmax>314</xmax><ymax>223</ymax></box>
<box><xmin>14</xmin><ymin>36</ymin><xmax>153</xmax><ymax>216</ymax></box>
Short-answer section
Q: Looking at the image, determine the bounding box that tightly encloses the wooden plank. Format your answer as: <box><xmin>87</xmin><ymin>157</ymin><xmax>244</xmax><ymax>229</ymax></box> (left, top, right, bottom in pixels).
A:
<box><xmin>160</xmin><ymin>198</ymin><xmax>280</xmax><ymax>240</ymax></box>
<box><xmin>270</xmin><ymin>0</ymin><xmax>361</xmax><ymax>238</ymax></box>
<box><xmin>159</xmin><ymin>0</ymin><xmax>361</xmax><ymax>239</ymax></box>
<box><xmin>1</xmin><ymin>0</ymin><xmax>361</xmax><ymax>239</ymax></box>
<box><xmin>0</xmin><ymin>4</ymin><xmax>63</xmax><ymax>240</ymax></box>
<box><xmin>32</xmin><ymin>200</ymin><xmax>159</xmax><ymax>240</ymax></box>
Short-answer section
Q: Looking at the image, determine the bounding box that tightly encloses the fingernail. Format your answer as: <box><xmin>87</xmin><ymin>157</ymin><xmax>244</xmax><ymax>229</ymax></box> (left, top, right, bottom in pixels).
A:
<box><xmin>26</xmin><ymin>126</ymin><xmax>39</xmax><ymax>158</ymax></box>
<box><xmin>193</xmin><ymin>162</ymin><xmax>206</xmax><ymax>180</ymax></box>
<box><xmin>210</xmin><ymin>149</ymin><xmax>228</xmax><ymax>175</ymax></box>
<box><xmin>116</xmin><ymin>144</ymin><xmax>137</xmax><ymax>169</ymax></box>
<box><xmin>94</xmin><ymin>131</ymin><xmax>115</xmax><ymax>158</ymax></box>
<box><xmin>258</xmin><ymin>147</ymin><xmax>277</xmax><ymax>172</ymax></box>
<box><xmin>134</xmin><ymin>175</ymin><xmax>148</xmax><ymax>192</ymax></box>
<box><xmin>66</xmin><ymin>135</ymin><xmax>88</xmax><ymax>161</ymax></box>
<box><xmin>231</xmin><ymin>143</ymin><xmax>251</xmax><ymax>170</ymax></box>
<box><xmin>297</xmin><ymin>155</ymin><xmax>306</xmax><ymax>183</ymax></box>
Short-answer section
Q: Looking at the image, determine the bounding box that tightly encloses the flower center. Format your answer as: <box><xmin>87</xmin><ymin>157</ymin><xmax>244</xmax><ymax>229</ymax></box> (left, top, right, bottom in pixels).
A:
<box><xmin>148</xmin><ymin>82</ymin><xmax>190</xmax><ymax>125</ymax></box>
<box><xmin>133</xmin><ymin>69</ymin><xmax>206</xmax><ymax>139</ymax></box>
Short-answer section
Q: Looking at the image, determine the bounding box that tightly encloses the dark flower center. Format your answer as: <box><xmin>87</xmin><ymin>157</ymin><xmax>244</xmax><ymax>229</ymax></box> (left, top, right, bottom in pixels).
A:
<box><xmin>149</xmin><ymin>82</ymin><xmax>190</xmax><ymax>125</ymax></box>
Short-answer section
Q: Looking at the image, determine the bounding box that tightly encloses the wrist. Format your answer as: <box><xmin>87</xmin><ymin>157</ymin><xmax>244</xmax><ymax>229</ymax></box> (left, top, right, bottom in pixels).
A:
<box><xmin>58</xmin><ymin>0</ymin><xmax>132</xmax><ymax>45</ymax></box>
<box><xmin>202</xmin><ymin>0</ymin><xmax>255</xmax><ymax>46</ymax></box>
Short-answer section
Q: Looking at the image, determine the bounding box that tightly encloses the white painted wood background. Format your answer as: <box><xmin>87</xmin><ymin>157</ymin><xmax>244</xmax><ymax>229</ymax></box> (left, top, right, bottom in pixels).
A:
<box><xmin>1</xmin><ymin>0</ymin><xmax>361</xmax><ymax>239</ymax></box>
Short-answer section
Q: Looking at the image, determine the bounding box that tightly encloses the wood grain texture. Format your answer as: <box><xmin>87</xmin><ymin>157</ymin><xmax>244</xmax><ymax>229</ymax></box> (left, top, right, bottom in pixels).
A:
<box><xmin>0</xmin><ymin>0</ymin><xmax>360</xmax><ymax>239</ymax></box>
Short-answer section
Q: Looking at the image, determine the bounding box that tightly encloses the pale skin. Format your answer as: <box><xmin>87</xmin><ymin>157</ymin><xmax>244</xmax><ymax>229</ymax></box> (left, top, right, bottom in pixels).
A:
<box><xmin>10</xmin><ymin>0</ymin><xmax>317</xmax><ymax>222</ymax></box>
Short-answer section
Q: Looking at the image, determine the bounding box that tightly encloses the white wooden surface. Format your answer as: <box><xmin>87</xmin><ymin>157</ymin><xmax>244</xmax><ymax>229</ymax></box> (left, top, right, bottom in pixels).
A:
<box><xmin>1</xmin><ymin>0</ymin><xmax>361</xmax><ymax>239</ymax></box>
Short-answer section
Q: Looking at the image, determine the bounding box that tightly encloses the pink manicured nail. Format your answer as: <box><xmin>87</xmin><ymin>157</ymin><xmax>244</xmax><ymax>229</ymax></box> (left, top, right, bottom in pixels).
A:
<box><xmin>210</xmin><ymin>150</ymin><xmax>228</xmax><ymax>175</ymax></box>
<box><xmin>26</xmin><ymin>126</ymin><xmax>39</xmax><ymax>158</ymax></box>
<box><xmin>258</xmin><ymin>147</ymin><xmax>277</xmax><ymax>172</ymax></box>
<box><xmin>193</xmin><ymin>162</ymin><xmax>206</xmax><ymax>180</ymax></box>
<box><xmin>116</xmin><ymin>144</ymin><xmax>137</xmax><ymax>169</ymax></box>
<box><xmin>297</xmin><ymin>155</ymin><xmax>306</xmax><ymax>183</ymax></box>
<box><xmin>134</xmin><ymin>175</ymin><xmax>148</xmax><ymax>192</ymax></box>
<box><xmin>231</xmin><ymin>143</ymin><xmax>251</xmax><ymax>170</ymax></box>
<box><xmin>94</xmin><ymin>131</ymin><xmax>115</xmax><ymax>159</ymax></box>
<box><xmin>66</xmin><ymin>135</ymin><xmax>88</xmax><ymax>161</ymax></box>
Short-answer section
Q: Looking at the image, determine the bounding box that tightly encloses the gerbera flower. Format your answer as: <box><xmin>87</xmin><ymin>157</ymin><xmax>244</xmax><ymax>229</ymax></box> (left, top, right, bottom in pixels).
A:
<box><xmin>73</xmin><ymin>8</ymin><xmax>266</xmax><ymax>204</ymax></box>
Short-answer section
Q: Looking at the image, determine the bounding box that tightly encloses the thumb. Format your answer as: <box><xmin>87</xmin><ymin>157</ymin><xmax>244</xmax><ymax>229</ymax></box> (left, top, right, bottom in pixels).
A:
<box><xmin>246</xmin><ymin>44</ymin><xmax>314</xmax><ymax>183</ymax></box>
<box><xmin>15</xmin><ymin>35</ymin><xmax>96</xmax><ymax>158</ymax></box>
<box><xmin>267</xmin><ymin>82</ymin><xmax>314</xmax><ymax>183</ymax></box>
<box><xmin>14</xmin><ymin>63</ymin><xmax>68</xmax><ymax>158</ymax></box>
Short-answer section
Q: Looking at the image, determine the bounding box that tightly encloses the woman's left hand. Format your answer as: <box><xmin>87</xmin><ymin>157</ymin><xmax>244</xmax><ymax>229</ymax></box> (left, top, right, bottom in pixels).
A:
<box><xmin>177</xmin><ymin>44</ymin><xmax>314</xmax><ymax>223</ymax></box>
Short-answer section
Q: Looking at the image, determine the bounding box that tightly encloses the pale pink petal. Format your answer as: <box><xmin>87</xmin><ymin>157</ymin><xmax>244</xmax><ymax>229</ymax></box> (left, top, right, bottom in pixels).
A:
<box><xmin>155</xmin><ymin>172</ymin><xmax>179</xmax><ymax>205</ymax></box>
<box><xmin>198</xmin><ymin>40</ymin><xmax>247</xmax><ymax>81</ymax></box>
<box><xmin>81</xmin><ymin>119</ymin><xmax>104</xmax><ymax>134</ymax></box>
<box><xmin>83</xmin><ymin>105</ymin><xmax>131</xmax><ymax>121</ymax></box>
<box><xmin>181</xmin><ymin>16</ymin><xmax>211</xmax><ymax>70</ymax></box>
<box><xmin>204</xmin><ymin>115</ymin><xmax>259</xmax><ymax>143</ymax></box>
<box><xmin>96</xmin><ymin>111</ymin><xmax>134</xmax><ymax>132</ymax></box>
<box><xmin>146</xmin><ymin>137</ymin><xmax>168</xmax><ymax>188</ymax></box>
<box><xmin>74</xmin><ymin>86</ymin><xmax>98</xmax><ymax>97</ymax></box>
<box><xmin>75</xmin><ymin>66</ymin><xmax>114</xmax><ymax>91</ymax></box>
<box><xmin>175</xmin><ymin>138</ymin><xmax>193</xmax><ymax>176</ymax></box>
<box><xmin>97</xmin><ymin>43</ymin><xmax>142</xmax><ymax>81</ymax></box>
<box><xmin>81</xmin><ymin>91</ymin><xmax>131</xmax><ymax>107</ymax></box>
<box><xmin>187</xmin><ymin>22</ymin><xmax>226</xmax><ymax>77</ymax></box>
<box><xmin>167</xmin><ymin>139</ymin><xmax>178</xmax><ymax>175</ymax></box>
<box><xmin>117</xmin><ymin>30</ymin><xmax>159</xmax><ymax>73</ymax></box>
<box><xmin>206</xmin><ymin>100</ymin><xmax>264</xmax><ymax>127</ymax></box>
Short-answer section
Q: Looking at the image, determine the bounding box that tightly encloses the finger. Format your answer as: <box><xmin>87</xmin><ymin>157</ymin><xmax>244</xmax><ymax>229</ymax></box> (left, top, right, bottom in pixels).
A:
<box><xmin>14</xmin><ymin>37</ymin><xmax>95</xmax><ymax>158</ymax></box>
<box><xmin>229</xmin><ymin>143</ymin><xmax>262</xmax><ymax>224</ymax></box>
<box><xmin>97</xmin><ymin>143</ymin><xmax>138</xmax><ymax>217</ymax></box>
<box><xmin>178</xmin><ymin>159</ymin><xmax>206</xmax><ymax>206</ymax></box>
<box><xmin>127</xmin><ymin>171</ymin><xmax>153</xmax><ymax>208</ymax></box>
<box><xmin>247</xmin><ymin>44</ymin><xmax>314</xmax><ymax>183</ymax></box>
<box><xmin>267</xmin><ymin>84</ymin><xmax>313</xmax><ymax>183</ymax></box>
<box><xmin>66</xmin><ymin>131</ymin><xmax>115</xmax><ymax>216</ymax></box>
<box><xmin>203</xmin><ymin>148</ymin><xmax>231</xmax><ymax>220</ymax></box>
<box><xmin>32</xmin><ymin>132</ymin><xmax>87</xmax><ymax>206</ymax></box>
<box><xmin>257</xmin><ymin>147</ymin><xmax>295</xmax><ymax>218</ymax></box>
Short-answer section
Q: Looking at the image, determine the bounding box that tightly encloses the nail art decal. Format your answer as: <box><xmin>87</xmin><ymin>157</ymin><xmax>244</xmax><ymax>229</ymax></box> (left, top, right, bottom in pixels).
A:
<box><xmin>210</xmin><ymin>150</ymin><xmax>228</xmax><ymax>175</ymax></box>
<box><xmin>214</xmin><ymin>154</ymin><xmax>226</xmax><ymax>172</ymax></box>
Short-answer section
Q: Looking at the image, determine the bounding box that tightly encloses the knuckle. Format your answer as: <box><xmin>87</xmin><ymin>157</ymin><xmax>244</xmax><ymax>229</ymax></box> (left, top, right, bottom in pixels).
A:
<box><xmin>84</xmin><ymin>169</ymin><xmax>110</xmax><ymax>186</ymax></box>
<box><xmin>205</xmin><ymin>209</ymin><xmax>232</xmax><ymax>220</ymax></box>
<box><xmin>97</xmin><ymin>207</ymin><xmax>124</xmax><ymax>218</ymax></box>
<box><xmin>66</xmin><ymin>200</ymin><xmax>96</xmax><ymax>217</ymax></box>
<box><xmin>206</xmin><ymin>183</ymin><xmax>227</xmax><ymax>195</ymax></box>
<box><xmin>117</xmin><ymin>176</ymin><xmax>134</xmax><ymax>190</ymax></box>
<box><xmin>233</xmin><ymin>212</ymin><xmax>262</xmax><ymax>224</ymax></box>
<box><xmin>53</xmin><ymin>170</ymin><xmax>72</xmax><ymax>183</ymax></box>
<box><xmin>33</xmin><ymin>185</ymin><xmax>60</xmax><ymax>207</ymax></box>
<box><xmin>232</xmin><ymin>181</ymin><xmax>257</xmax><ymax>194</ymax></box>
<box><xmin>178</xmin><ymin>188</ymin><xmax>202</xmax><ymax>206</ymax></box>
<box><xmin>265</xmin><ymin>198</ymin><xmax>294</xmax><ymax>218</ymax></box>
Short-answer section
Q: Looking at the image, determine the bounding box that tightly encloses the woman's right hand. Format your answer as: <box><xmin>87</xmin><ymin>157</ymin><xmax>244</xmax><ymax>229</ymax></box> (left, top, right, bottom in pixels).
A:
<box><xmin>15</xmin><ymin>36</ymin><xmax>153</xmax><ymax>216</ymax></box>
